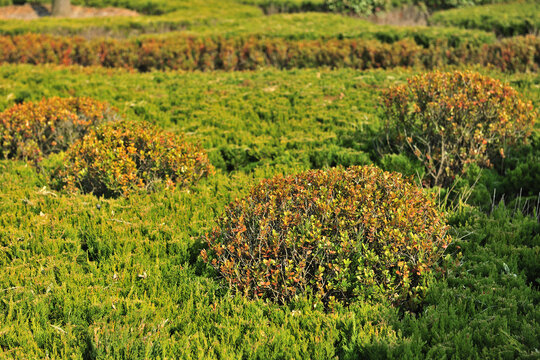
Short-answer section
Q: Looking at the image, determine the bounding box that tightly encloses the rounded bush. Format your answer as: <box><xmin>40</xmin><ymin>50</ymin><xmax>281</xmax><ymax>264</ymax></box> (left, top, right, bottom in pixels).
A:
<box><xmin>0</xmin><ymin>97</ymin><xmax>117</xmax><ymax>162</ymax></box>
<box><xmin>202</xmin><ymin>165</ymin><xmax>451</xmax><ymax>308</ymax></box>
<box><xmin>56</xmin><ymin>121</ymin><xmax>213</xmax><ymax>197</ymax></box>
<box><xmin>382</xmin><ymin>71</ymin><xmax>536</xmax><ymax>187</ymax></box>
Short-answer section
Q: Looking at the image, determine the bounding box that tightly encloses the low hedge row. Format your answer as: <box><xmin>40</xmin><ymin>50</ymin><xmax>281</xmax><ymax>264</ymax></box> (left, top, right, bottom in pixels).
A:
<box><xmin>430</xmin><ymin>2</ymin><xmax>540</xmax><ymax>37</ymax></box>
<box><xmin>241</xmin><ymin>0</ymin><xmax>328</xmax><ymax>14</ymax></box>
<box><xmin>0</xmin><ymin>34</ymin><xmax>538</xmax><ymax>72</ymax></box>
<box><xmin>0</xmin><ymin>0</ymin><xmax>188</xmax><ymax>15</ymax></box>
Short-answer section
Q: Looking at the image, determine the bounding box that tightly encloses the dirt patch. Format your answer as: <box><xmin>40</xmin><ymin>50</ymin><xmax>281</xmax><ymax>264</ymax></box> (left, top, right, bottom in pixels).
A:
<box><xmin>0</xmin><ymin>4</ymin><xmax>139</xmax><ymax>20</ymax></box>
<box><xmin>367</xmin><ymin>5</ymin><xmax>428</xmax><ymax>27</ymax></box>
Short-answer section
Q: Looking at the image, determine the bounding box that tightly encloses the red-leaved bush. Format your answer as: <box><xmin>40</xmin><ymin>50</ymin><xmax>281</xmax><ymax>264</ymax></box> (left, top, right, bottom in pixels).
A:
<box><xmin>0</xmin><ymin>97</ymin><xmax>117</xmax><ymax>162</ymax></box>
<box><xmin>0</xmin><ymin>34</ymin><xmax>538</xmax><ymax>72</ymax></box>
<box><xmin>202</xmin><ymin>165</ymin><xmax>451</xmax><ymax>309</ymax></box>
<box><xmin>382</xmin><ymin>71</ymin><xmax>536</xmax><ymax>186</ymax></box>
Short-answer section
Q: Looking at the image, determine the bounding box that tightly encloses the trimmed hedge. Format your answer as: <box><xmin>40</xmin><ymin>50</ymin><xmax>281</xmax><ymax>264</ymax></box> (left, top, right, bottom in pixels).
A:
<box><xmin>241</xmin><ymin>0</ymin><xmax>328</xmax><ymax>13</ymax></box>
<box><xmin>202</xmin><ymin>165</ymin><xmax>451</xmax><ymax>309</ymax></box>
<box><xmin>0</xmin><ymin>33</ymin><xmax>538</xmax><ymax>72</ymax></box>
<box><xmin>422</xmin><ymin>0</ymin><xmax>508</xmax><ymax>10</ymax></box>
<box><xmin>431</xmin><ymin>2</ymin><xmax>540</xmax><ymax>37</ymax></box>
<box><xmin>0</xmin><ymin>96</ymin><xmax>116</xmax><ymax>162</ymax></box>
<box><xmin>382</xmin><ymin>71</ymin><xmax>536</xmax><ymax>187</ymax></box>
<box><xmin>55</xmin><ymin>121</ymin><xmax>213</xmax><ymax>197</ymax></box>
<box><xmin>0</xmin><ymin>0</ymin><xmax>207</xmax><ymax>15</ymax></box>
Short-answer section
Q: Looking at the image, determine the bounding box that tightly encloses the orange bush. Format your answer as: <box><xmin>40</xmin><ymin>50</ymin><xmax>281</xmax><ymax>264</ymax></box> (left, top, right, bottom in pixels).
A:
<box><xmin>0</xmin><ymin>97</ymin><xmax>117</xmax><ymax>162</ymax></box>
<box><xmin>202</xmin><ymin>165</ymin><xmax>451</xmax><ymax>309</ymax></box>
<box><xmin>382</xmin><ymin>71</ymin><xmax>536</xmax><ymax>186</ymax></box>
<box><xmin>56</xmin><ymin>121</ymin><xmax>213</xmax><ymax>197</ymax></box>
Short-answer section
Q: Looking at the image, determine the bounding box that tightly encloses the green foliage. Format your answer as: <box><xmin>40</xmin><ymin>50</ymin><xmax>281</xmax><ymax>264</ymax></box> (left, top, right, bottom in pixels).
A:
<box><xmin>379</xmin><ymin>153</ymin><xmax>424</xmax><ymax>180</ymax></box>
<box><xmin>456</xmin><ymin>133</ymin><xmax>540</xmax><ymax>212</ymax></box>
<box><xmin>0</xmin><ymin>0</ymin><xmax>254</xmax><ymax>15</ymax></box>
<box><xmin>382</xmin><ymin>70</ymin><xmax>536</xmax><ymax>187</ymax></box>
<box><xmin>396</xmin><ymin>205</ymin><xmax>540</xmax><ymax>359</ymax></box>
<box><xmin>0</xmin><ymin>65</ymin><xmax>537</xmax><ymax>174</ymax></box>
<box><xmin>0</xmin><ymin>96</ymin><xmax>117</xmax><ymax>162</ymax></box>
<box><xmin>203</xmin><ymin>165</ymin><xmax>451</xmax><ymax>309</ymax></box>
<box><xmin>240</xmin><ymin>0</ymin><xmax>328</xmax><ymax>14</ymax></box>
<box><xmin>0</xmin><ymin>10</ymin><xmax>496</xmax><ymax>46</ymax></box>
<box><xmin>0</xmin><ymin>66</ymin><xmax>398</xmax><ymax>172</ymax></box>
<box><xmin>0</xmin><ymin>0</ymin><xmax>261</xmax><ymax>36</ymax></box>
<box><xmin>326</xmin><ymin>0</ymin><xmax>390</xmax><ymax>15</ymax></box>
<box><xmin>431</xmin><ymin>1</ymin><xmax>540</xmax><ymax>37</ymax></box>
<box><xmin>501</xmin><ymin>136</ymin><xmax>540</xmax><ymax>199</ymax></box>
<box><xmin>182</xmin><ymin>12</ymin><xmax>494</xmax><ymax>43</ymax></box>
<box><xmin>0</xmin><ymin>62</ymin><xmax>538</xmax><ymax>358</ymax></box>
<box><xmin>324</xmin><ymin>0</ymin><xmax>510</xmax><ymax>14</ymax></box>
<box><xmin>422</xmin><ymin>0</ymin><xmax>507</xmax><ymax>10</ymax></box>
<box><xmin>0</xmin><ymin>160</ymin><xmax>405</xmax><ymax>359</ymax></box>
<box><xmin>55</xmin><ymin>120</ymin><xmax>213</xmax><ymax>197</ymax></box>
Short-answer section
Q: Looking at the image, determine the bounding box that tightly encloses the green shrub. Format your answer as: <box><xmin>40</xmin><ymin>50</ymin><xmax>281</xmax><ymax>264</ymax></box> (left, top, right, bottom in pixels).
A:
<box><xmin>202</xmin><ymin>165</ymin><xmax>451</xmax><ymax>308</ymax></box>
<box><xmin>0</xmin><ymin>97</ymin><xmax>117</xmax><ymax>162</ymax></box>
<box><xmin>422</xmin><ymin>0</ymin><xmax>507</xmax><ymax>10</ymax></box>
<box><xmin>243</xmin><ymin>0</ymin><xmax>328</xmax><ymax>14</ymax></box>
<box><xmin>325</xmin><ymin>0</ymin><xmax>390</xmax><ymax>15</ymax></box>
<box><xmin>55</xmin><ymin>121</ymin><xmax>213</xmax><ymax>197</ymax></box>
<box><xmin>324</xmin><ymin>0</ymin><xmax>507</xmax><ymax>13</ymax></box>
<box><xmin>382</xmin><ymin>71</ymin><xmax>536</xmax><ymax>187</ymax></box>
<box><xmin>430</xmin><ymin>2</ymin><xmax>540</xmax><ymax>37</ymax></box>
<box><xmin>379</xmin><ymin>153</ymin><xmax>424</xmax><ymax>180</ymax></box>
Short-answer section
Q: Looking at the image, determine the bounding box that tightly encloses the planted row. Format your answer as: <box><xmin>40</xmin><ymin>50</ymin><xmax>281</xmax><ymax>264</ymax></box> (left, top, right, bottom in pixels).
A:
<box><xmin>430</xmin><ymin>2</ymin><xmax>540</xmax><ymax>37</ymax></box>
<box><xmin>0</xmin><ymin>34</ymin><xmax>538</xmax><ymax>72</ymax></box>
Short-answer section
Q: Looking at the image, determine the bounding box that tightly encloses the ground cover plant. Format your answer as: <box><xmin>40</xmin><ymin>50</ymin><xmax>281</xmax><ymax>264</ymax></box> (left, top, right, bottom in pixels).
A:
<box><xmin>0</xmin><ymin>0</ymin><xmax>539</xmax><ymax>356</ymax></box>
<box><xmin>0</xmin><ymin>65</ymin><xmax>537</xmax><ymax>173</ymax></box>
<box><xmin>0</xmin><ymin>144</ymin><xmax>538</xmax><ymax>359</ymax></box>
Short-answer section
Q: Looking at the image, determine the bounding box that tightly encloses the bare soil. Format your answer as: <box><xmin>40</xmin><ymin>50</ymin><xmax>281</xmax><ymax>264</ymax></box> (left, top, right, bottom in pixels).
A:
<box><xmin>0</xmin><ymin>4</ymin><xmax>139</xmax><ymax>20</ymax></box>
